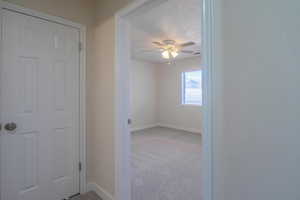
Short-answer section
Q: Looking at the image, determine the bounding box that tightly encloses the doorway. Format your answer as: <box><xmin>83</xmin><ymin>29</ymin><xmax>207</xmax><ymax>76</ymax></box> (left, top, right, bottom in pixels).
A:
<box><xmin>0</xmin><ymin>3</ymin><xmax>87</xmax><ymax>200</ymax></box>
<box><xmin>115</xmin><ymin>0</ymin><xmax>214</xmax><ymax>200</ymax></box>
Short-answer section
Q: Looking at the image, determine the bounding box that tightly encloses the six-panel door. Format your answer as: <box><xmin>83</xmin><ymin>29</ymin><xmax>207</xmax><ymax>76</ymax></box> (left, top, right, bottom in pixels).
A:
<box><xmin>0</xmin><ymin>9</ymin><xmax>80</xmax><ymax>200</ymax></box>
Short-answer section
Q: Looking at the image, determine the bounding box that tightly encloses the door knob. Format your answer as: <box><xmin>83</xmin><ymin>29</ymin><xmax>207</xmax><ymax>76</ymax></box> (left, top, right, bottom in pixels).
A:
<box><xmin>4</xmin><ymin>122</ymin><xmax>17</xmax><ymax>131</ymax></box>
<box><xmin>128</xmin><ymin>119</ymin><xmax>132</xmax><ymax>125</ymax></box>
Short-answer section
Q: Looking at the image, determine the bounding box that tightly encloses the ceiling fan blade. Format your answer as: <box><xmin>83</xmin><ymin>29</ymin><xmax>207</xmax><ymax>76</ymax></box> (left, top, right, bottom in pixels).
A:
<box><xmin>137</xmin><ymin>49</ymin><xmax>162</xmax><ymax>55</ymax></box>
<box><xmin>181</xmin><ymin>50</ymin><xmax>195</xmax><ymax>54</ymax></box>
<box><xmin>140</xmin><ymin>49</ymin><xmax>157</xmax><ymax>52</ymax></box>
<box><xmin>152</xmin><ymin>41</ymin><xmax>164</xmax><ymax>46</ymax></box>
<box><xmin>179</xmin><ymin>41</ymin><xmax>196</xmax><ymax>47</ymax></box>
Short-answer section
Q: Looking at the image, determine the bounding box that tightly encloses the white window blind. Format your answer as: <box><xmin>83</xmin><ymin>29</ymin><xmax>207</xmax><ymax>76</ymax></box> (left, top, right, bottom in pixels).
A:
<box><xmin>182</xmin><ymin>70</ymin><xmax>202</xmax><ymax>106</ymax></box>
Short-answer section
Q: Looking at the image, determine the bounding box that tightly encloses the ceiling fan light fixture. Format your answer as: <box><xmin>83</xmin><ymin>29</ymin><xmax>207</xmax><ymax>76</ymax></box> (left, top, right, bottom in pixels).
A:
<box><xmin>153</xmin><ymin>40</ymin><xmax>197</xmax><ymax>61</ymax></box>
<box><xmin>171</xmin><ymin>51</ymin><xmax>178</xmax><ymax>58</ymax></box>
<box><xmin>162</xmin><ymin>50</ymin><xmax>170</xmax><ymax>59</ymax></box>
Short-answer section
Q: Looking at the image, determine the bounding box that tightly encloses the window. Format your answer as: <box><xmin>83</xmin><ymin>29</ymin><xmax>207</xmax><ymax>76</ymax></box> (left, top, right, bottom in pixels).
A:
<box><xmin>182</xmin><ymin>70</ymin><xmax>202</xmax><ymax>106</ymax></box>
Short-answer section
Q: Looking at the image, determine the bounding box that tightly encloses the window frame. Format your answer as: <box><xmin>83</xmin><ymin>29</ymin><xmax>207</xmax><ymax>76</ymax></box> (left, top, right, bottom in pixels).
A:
<box><xmin>181</xmin><ymin>69</ymin><xmax>203</xmax><ymax>107</ymax></box>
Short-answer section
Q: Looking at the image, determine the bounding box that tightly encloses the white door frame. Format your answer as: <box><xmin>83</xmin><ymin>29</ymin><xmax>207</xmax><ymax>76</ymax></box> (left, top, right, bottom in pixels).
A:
<box><xmin>115</xmin><ymin>0</ymin><xmax>216</xmax><ymax>200</ymax></box>
<box><xmin>0</xmin><ymin>1</ymin><xmax>87</xmax><ymax>196</ymax></box>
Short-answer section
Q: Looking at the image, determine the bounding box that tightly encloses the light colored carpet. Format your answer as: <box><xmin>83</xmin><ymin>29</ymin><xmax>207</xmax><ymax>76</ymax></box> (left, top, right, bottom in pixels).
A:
<box><xmin>131</xmin><ymin>127</ymin><xmax>202</xmax><ymax>200</ymax></box>
<box><xmin>71</xmin><ymin>192</ymin><xmax>101</xmax><ymax>200</ymax></box>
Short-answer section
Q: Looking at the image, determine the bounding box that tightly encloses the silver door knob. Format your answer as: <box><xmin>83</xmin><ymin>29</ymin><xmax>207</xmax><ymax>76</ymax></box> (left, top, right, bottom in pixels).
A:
<box><xmin>128</xmin><ymin>119</ymin><xmax>132</xmax><ymax>125</ymax></box>
<box><xmin>4</xmin><ymin>123</ymin><xmax>17</xmax><ymax>131</ymax></box>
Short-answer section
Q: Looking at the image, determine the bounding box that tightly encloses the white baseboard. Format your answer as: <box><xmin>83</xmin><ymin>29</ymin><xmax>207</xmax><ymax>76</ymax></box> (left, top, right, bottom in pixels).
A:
<box><xmin>130</xmin><ymin>123</ymin><xmax>159</xmax><ymax>132</ymax></box>
<box><xmin>157</xmin><ymin>123</ymin><xmax>202</xmax><ymax>134</ymax></box>
<box><xmin>130</xmin><ymin>123</ymin><xmax>201</xmax><ymax>134</ymax></box>
<box><xmin>87</xmin><ymin>182</ymin><xmax>114</xmax><ymax>200</ymax></box>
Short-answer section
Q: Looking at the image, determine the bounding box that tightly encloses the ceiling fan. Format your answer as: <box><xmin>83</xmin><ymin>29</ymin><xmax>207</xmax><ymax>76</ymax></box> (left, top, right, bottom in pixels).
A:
<box><xmin>150</xmin><ymin>39</ymin><xmax>200</xmax><ymax>59</ymax></box>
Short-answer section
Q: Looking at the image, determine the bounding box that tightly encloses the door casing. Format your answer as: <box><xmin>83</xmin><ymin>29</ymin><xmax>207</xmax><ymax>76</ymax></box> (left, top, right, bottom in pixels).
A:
<box><xmin>114</xmin><ymin>0</ymin><xmax>217</xmax><ymax>200</ymax></box>
<box><xmin>0</xmin><ymin>1</ymin><xmax>87</xmax><ymax>197</ymax></box>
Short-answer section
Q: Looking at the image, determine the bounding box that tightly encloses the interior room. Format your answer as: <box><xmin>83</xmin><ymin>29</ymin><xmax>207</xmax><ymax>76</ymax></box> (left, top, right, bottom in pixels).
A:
<box><xmin>127</xmin><ymin>0</ymin><xmax>203</xmax><ymax>199</ymax></box>
<box><xmin>1</xmin><ymin>0</ymin><xmax>300</xmax><ymax>200</ymax></box>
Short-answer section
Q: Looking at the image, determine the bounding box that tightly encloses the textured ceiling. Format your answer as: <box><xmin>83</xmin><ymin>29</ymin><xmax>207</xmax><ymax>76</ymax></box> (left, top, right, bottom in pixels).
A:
<box><xmin>128</xmin><ymin>0</ymin><xmax>202</xmax><ymax>63</ymax></box>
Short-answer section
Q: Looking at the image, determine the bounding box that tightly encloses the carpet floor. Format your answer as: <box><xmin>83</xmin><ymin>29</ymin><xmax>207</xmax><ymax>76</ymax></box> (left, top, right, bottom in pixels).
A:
<box><xmin>131</xmin><ymin>127</ymin><xmax>202</xmax><ymax>200</ymax></box>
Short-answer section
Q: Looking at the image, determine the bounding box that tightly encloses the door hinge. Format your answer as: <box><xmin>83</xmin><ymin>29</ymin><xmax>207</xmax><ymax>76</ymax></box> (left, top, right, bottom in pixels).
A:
<box><xmin>79</xmin><ymin>42</ymin><xmax>83</xmax><ymax>51</ymax></box>
<box><xmin>78</xmin><ymin>162</ymin><xmax>82</xmax><ymax>171</ymax></box>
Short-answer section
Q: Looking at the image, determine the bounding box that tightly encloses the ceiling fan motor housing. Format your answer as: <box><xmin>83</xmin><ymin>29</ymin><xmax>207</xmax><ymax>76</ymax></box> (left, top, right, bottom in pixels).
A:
<box><xmin>151</xmin><ymin>40</ymin><xmax>199</xmax><ymax>59</ymax></box>
<box><xmin>163</xmin><ymin>39</ymin><xmax>176</xmax><ymax>45</ymax></box>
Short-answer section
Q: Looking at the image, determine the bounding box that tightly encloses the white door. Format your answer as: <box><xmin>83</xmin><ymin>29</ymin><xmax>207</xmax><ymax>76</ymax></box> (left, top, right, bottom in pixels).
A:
<box><xmin>0</xmin><ymin>9</ymin><xmax>80</xmax><ymax>200</ymax></box>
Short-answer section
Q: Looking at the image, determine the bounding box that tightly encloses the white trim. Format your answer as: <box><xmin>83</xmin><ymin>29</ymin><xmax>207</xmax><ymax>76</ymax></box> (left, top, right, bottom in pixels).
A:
<box><xmin>0</xmin><ymin>2</ymin><xmax>87</xmax><ymax>197</ymax></box>
<box><xmin>131</xmin><ymin>123</ymin><xmax>201</xmax><ymax>135</ymax></box>
<box><xmin>0</xmin><ymin>2</ymin><xmax>4</xmax><ymax>200</ymax></box>
<box><xmin>115</xmin><ymin>13</ymin><xmax>131</xmax><ymax>200</ymax></box>
<box><xmin>179</xmin><ymin>104</ymin><xmax>203</xmax><ymax>107</ymax></box>
<box><xmin>79</xmin><ymin>26</ymin><xmax>87</xmax><ymax>194</ymax></box>
<box><xmin>157</xmin><ymin>124</ymin><xmax>202</xmax><ymax>134</ymax></box>
<box><xmin>130</xmin><ymin>124</ymin><xmax>159</xmax><ymax>132</ymax></box>
<box><xmin>1</xmin><ymin>1</ymin><xmax>83</xmax><ymax>29</ymax></box>
<box><xmin>87</xmin><ymin>183</ymin><xmax>114</xmax><ymax>200</ymax></box>
<box><xmin>202</xmin><ymin>0</ymin><xmax>216</xmax><ymax>200</ymax></box>
<box><xmin>115</xmin><ymin>1</ymin><xmax>215</xmax><ymax>200</ymax></box>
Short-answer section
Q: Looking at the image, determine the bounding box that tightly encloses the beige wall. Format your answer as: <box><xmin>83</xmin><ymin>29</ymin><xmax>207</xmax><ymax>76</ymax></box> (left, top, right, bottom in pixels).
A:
<box><xmin>130</xmin><ymin>60</ymin><xmax>158</xmax><ymax>131</ymax></box>
<box><xmin>90</xmin><ymin>0</ymin><xmax>134</xmax><ymax>196</ymax></box>
<box><xmin>157</xmin><ymin>57</ymin><xmax>202</xmax><ymax>133</ymax></box>
<box><xmin>129</xmin><ymin>57</ymin><xmax>202</xmax><ymax>134</ymax></box>
<box><xmin>219</xmin><ymin>0</ymin><xmax>300</xmax><ymax>200</ymax></box>
<box><xmin>4</xmin><ymin>0</ymin><xmax>97</xmax><ymax>25</ymax></box>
